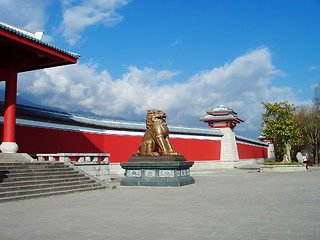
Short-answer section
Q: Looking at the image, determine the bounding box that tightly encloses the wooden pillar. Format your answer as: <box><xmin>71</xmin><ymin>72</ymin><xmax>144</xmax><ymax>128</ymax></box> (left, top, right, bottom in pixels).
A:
<box><xmin>0</xmin><ymin>68</ymin><xmax>19</xmax><ymax>153</ymax></box>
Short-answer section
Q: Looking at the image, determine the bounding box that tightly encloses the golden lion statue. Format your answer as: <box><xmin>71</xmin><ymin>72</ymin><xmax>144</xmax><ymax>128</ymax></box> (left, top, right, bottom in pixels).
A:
<box><xmin>138</xmin><ymin>109</ymin><xmax>180</xmax><ymax>156</ymax></box>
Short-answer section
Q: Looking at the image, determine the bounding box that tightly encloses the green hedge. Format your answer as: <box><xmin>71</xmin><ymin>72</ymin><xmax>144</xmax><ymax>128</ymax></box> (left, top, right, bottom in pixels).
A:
<box><xmin>264</xmin><ymin>162</ymin><xmax>303</xmax><ymax>165</ymax></box>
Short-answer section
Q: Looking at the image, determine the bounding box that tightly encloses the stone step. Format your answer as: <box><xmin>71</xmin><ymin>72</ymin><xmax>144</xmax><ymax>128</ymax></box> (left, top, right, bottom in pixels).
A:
<box><xmin>0</xmin><ymin>153</ymin><xmax>36</xmax><ymax>162</ymax></box>
<box><xmin>0</xmin><ymin>168</ymin><xmax>76</xmax><ymax>176</ymax></box>
<box><xmin>0</xmin><ymin>172</ymin><xmax>85</xmax><ymax>182</ymax></box>
<box><xmin>0</xmin><ymin>176</ymin><xmax>92</xmax><ymax>187</ymax></box>
<box><xmin>0</xmin><ymin>167</ymin><xmax>73</xmax><ymax>173</ymax></box>
<box><xmin>0</xmin><ymin>173</ymin><xmax>79</xmax><ymax>180</ymax></box>
<box><xmin>0</xmin><ymin>162</ymin><xmax>66</xmax><ymax>169</ymax></box>
<box><xmin>0</xmin><ymin>162</ymin><xmax>68</xmax><ymax>169</ymax></box>
<box><xmin>0</xmin><ymin>161</ymin><xmax>107</xmax><ymax>202</ymax></box>
<box><xmin>0</xmin><ymin>186</ymin><xmax>106</xmax><ymax>203</ymax></box>
<box><xmin>0</xmin><ymin>182</ymin><xmax>104</xmax><ymax>198</ymax></box>
<box><xmin>0</xmin><ymin>179</ymin><xmax>98</xmax><ymax>192</ymax></box>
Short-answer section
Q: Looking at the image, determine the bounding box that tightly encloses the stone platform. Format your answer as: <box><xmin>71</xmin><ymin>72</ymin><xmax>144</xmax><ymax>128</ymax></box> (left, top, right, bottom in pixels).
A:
<box><xmin>120</xmin><ymin>156</ymin><xmax>194</xmax><ymax>187</ymax></box>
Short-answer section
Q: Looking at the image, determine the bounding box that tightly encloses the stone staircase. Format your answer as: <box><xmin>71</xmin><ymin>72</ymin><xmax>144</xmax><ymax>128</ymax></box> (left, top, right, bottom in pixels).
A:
<box><xmin>0</xmin><ymin>161</ymin><xmax>107</xmax><ymax>203</ymax></box>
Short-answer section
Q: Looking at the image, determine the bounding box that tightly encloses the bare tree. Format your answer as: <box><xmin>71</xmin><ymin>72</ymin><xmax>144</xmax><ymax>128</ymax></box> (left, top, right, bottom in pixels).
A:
<box><xmin>296</xmin><ymin>107</ymin><xmax>320</xmax><ymax>165</ymax></box>
<box><xmin>314</xmin><ymin>83</ymin><xmax>320</xmax><ymax>109</ymax></box>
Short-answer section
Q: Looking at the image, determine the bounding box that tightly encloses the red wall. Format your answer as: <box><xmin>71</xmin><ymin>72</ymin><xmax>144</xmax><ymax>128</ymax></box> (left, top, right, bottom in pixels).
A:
<box><xmin>0</xmin><ymin>124</ymin><xmax>221</xmax><ymax>163</ymax></box>
<box><xmin>171</xmin><ymin>138</ymin><xmax>220</xmax><ymax>162</ymax></box>
<box><xmin>0</xmin><ymin>123</ymin><xmax>269</xmax><ymax>163</ymax></box>
<box><xmin>237</xmin><ymin>142</ymin><xmax>268</xmax><ymax>159</ymax></box>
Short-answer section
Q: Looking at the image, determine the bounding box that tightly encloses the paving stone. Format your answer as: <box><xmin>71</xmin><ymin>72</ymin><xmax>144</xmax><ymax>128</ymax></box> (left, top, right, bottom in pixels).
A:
<box><xmin>0</xmin><ymin>167</ymin><xmax>319</xmax><ymax>239</ymax></box>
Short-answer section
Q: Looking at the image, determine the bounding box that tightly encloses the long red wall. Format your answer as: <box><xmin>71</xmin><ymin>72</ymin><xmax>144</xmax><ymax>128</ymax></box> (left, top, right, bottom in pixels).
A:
<box><xmin>237</xmin><ymin>142</ymin><xmax>268</xmax><ymax>159</ymax></box>
<box><xmin>0</xmin><ymin>123</ymin><xmax>221</xmax><ymax>163</ymax></box>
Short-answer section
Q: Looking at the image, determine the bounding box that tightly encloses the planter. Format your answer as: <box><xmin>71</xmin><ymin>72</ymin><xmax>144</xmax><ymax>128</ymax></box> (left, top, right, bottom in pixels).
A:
<box><xmin>260</xmin><ymin>164</ymin><xmax>307</xmax><ymax>172</ymax></box>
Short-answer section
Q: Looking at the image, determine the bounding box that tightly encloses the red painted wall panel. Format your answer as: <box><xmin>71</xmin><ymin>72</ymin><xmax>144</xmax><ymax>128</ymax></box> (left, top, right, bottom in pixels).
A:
<box><xmin>0</xmin><ymin>123</ymin><xmax>221</xmax><ymax>163</ymax></box>
<box><xmin>14</xmin><ymin>125</ymin><xmax>141</xmax><ymax>163</ymax></box>
<box><xmin>237</xmin><ymin>142</ymin><xmax>268</xmax><ymax>159</ymax></box>
<box><xmin>171</xmin><ymin>138</ymin><xmax>220</xmax><ymax>161</ymax></box>
<box><xmin>0</xmin><ymin>122</ymin><xmax>267</xmax><ymax>162</ymax></box>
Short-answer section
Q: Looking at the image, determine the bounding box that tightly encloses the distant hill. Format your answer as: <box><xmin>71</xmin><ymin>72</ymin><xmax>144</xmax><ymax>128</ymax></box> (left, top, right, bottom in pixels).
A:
<box><xmin>0</xmin><ymin>89</ymin><xmax>139</xmax><ymax>122</ymax></box>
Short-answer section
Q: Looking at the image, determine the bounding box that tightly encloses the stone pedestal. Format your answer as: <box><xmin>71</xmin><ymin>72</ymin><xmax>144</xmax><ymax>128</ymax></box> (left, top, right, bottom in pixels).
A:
<box><xmin>120</xmin><ymin>155</ymin><xmax>195</xmax><ymax>187</ymax></box>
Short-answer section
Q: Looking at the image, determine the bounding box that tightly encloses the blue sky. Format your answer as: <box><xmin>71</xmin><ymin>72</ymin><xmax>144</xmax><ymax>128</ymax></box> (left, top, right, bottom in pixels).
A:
<box><xmin>0</xmin><ymin>0</ymin><xmax>319</xmax><ymax>138</ymax></box>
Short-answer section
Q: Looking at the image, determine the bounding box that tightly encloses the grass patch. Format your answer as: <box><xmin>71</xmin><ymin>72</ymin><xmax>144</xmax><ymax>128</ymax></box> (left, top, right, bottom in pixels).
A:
<box><xmin>264</xmin><ymin>162</ymin><xmax>303</xmax><ymax>165</ymax></box>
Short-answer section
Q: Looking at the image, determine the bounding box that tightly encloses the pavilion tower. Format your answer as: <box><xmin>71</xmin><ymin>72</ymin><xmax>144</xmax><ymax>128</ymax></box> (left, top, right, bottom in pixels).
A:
<box><xmin>200</xmin><ymin>105</ymin><xmax>244</xmax><ymax>129</ymax></box>
<box><xmin>200</xmin><ymin>105</ymin><xmax>244</xmax><ymax>165</ymax></box>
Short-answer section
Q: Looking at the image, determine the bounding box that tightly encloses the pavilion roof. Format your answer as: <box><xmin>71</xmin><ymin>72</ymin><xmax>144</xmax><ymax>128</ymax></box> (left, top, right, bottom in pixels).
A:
<box><xmin>0</xmin><ymin>21</ymin><xmax>80</xmax><ymax>72</ymax></box>
<box><xmin>200</xmin><ymin>105</ymin><xmax>244</xmax><ymax>123</ymax></box>
<box><xmin>200</xmin><ymin>114</ymin><xmax>244</xmax><ymax>123</ymax></box>
<box><xmin>205</xmin><ymin>105</ymin><xmax>237</xmax><ymax>115</ymax></box>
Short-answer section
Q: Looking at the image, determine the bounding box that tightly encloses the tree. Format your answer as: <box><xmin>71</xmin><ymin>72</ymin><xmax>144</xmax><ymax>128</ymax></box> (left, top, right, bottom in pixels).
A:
<box><xmin>261</xmin><ymin>101</ymin><xmax>303</xmax><ymax>162</ymax></box>
<box><xmin>313</xmin><ymin>83</ymin><xmax>320</xmax><ymax>109</ymax></box>
<box><xmin>295</xmin><ymin>107</ymin><xmax>320</xmax><ymax>165</ymax></box>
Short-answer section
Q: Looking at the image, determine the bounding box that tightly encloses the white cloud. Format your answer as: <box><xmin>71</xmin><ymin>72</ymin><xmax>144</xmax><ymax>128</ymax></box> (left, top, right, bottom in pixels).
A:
<box><xmin>310</xmin><ymin>66</ymin><xmax>320</xmax><ymax>70</ymax></box>
<box><xmin>18</xmin><ymin>47</ymin><xmax>301</xmax><ymax>138</ymax></box>
<box><xmin>59</xmin><ymin>0</ymin><xmax>131</xmax><ymax>45</ymax></box>
<box><xmin>169</xmin><ymin>39</ymin><xmax>182</xmax><ymax>47</ymax></box>
<box><xmin>0</xmin><ymin>0</ymin><xmax>130</xmax><ymax>45</ymax></box>
<box><xmin>0</xmin><ymin>0</ymin><xmax>50</xmax><ymax>31</ymax></box>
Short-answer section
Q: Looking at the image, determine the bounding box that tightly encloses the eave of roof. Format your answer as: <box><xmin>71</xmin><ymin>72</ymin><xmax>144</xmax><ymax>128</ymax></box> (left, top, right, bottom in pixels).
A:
<box><xmin>0</xmin><ymin>21</ymin><xmax>80</xmax><ymax>71</ymax></box>
<box><xmin>206</xmin><ymin>110</ymin><xmax>236</xmax><ymax>115</ymax></box>
<box><xmin>200</xmin><ymin>114</ymin><xmax>244</xmax><ymax>122</ymax></box>
<box><xmin>200</xmin><ymin>118</ymin><xmax>244</xmax><ymax>124</ymax></box>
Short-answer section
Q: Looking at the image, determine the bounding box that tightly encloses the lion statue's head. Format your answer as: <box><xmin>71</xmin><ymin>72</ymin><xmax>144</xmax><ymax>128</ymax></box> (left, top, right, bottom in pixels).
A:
<box><xmin>146</xmin><ymin>109</ymin><xmax>167</xmax><ymax>128</ymax></box>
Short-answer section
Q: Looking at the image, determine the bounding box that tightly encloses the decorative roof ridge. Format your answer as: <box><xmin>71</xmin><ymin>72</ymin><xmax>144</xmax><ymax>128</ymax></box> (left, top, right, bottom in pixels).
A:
<box><xmin>0</xmin><ymin>21</ymin><xmax>80</xmax><ymax>59</ymax></box>
<box><xmin>0</xmin><ymin>21</ymin><xmax>44</xmax><ymax>39</ymax></box>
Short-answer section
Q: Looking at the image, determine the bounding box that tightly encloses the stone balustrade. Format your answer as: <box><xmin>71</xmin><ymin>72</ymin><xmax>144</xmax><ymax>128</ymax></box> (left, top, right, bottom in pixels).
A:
<box><xmin>36</xmin><ymin>153</ymin><xmax>111</xmax><ymax>182</ymax></box>
<box><xmin>36</xmin><ymin>153</ymin><xmax>110</xmax><ymax>163</ymax></box>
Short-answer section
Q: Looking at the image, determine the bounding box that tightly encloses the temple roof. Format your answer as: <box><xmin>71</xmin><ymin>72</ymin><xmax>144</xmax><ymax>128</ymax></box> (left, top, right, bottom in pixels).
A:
<box><xmin>200</xmin><ymin>105</ymin><xmax>244</xmax><ymax>125</ymax></box>
<box><xmin>0</xmin><ymin>21</ymin><xmax>45</xmax><ymax>40</ymax></box>
<box><xmin>0</xmin><ymin>21</ymin><xmax>80</xmax><ymax>72</ymax></box>
<box><xmin>200</xmin><ymin>113</ymin><xmax>243</xmax><ymax>123</ymax></box>
<box><xmin>205</xmin><ymin>105</ymin><xmax>237</xmax><ymax>115</ymax></box>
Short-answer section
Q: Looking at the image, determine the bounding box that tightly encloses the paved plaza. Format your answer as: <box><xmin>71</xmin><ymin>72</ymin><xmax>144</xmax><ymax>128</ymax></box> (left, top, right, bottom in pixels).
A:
<box><xmin>0</xmin><ymin>166</ymin><xmax>319</xmax><ymax>240</ymax></box>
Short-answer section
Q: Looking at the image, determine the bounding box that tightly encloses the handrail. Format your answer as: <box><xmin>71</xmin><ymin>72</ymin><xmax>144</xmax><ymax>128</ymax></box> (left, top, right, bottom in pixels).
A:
<box><xmin>36</xmin><ymin>153</ymin><xmax>110</xmax><ymax>163</ymax></box>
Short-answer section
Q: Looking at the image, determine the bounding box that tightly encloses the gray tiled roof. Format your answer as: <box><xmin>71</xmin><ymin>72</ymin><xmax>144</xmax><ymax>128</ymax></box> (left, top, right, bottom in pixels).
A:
<box><xmin>206</xmin><ymin>105</ymin><xmax>236</xmax><ymax>114</ymax></box>
<box><xmin>0</xmin><ymin>21</ymin><xmax>80</xmax><ymax>59</ymax></box>
<box><xmin>7</xmin><ymin>103</ymin><xmax>222</xmax><ymax>137</ymax></box>
<box><xmin>200</xmin><ymin>113</ymin><xmax>241</xmax><ymax>121</ymax></box>
<box><xmin>236</xmin><ymin>135</ymin><xmax>268</xmax><ymax>147</ymax></box>
<box><xmin>200</xmin><ymin>105</ymin><xmax>243</xmax><ymax>123</ymax></box>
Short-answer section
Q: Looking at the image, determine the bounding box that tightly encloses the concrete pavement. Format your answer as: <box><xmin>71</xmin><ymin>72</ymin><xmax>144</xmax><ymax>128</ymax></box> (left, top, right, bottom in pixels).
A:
<box><xmin>0</xmin><ymin>166</ymin><xmax>319</xmax><ymax>240</ymax></box>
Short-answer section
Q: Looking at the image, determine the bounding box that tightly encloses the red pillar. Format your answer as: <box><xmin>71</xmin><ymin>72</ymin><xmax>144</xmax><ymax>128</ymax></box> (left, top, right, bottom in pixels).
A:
<box><xmin>0</xmin><ymin>69</ymin><xmax>19</xmax><ymax>153</ymax></box>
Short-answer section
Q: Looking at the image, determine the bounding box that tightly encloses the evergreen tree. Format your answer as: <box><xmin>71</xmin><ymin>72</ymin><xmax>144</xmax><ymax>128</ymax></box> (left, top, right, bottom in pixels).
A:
<box><xmin>261</xmin><ymin>101</ymin><xmax>303</xmax><ymax>162</ymax></box>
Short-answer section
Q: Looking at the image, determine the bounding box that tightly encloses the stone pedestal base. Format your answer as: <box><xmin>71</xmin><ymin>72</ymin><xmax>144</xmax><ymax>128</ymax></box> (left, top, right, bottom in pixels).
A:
<box><xmin>0</xmin><ymin>142</ymin><xmax>19</xmax><ymax>153</ymax></box>
<box><xmin>120</xmin><ymin>159</ymin><xmax>195</xmax><ymax>187</ymax></box>
<box><xmin>129</xmin><ymin>155</ymin><xmax>187</xmax><ymax>162</ymax></box>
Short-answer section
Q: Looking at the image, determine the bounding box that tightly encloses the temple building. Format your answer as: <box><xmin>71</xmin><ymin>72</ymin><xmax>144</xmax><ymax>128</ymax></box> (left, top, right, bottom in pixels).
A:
<box><xmin>0</xmin><ymin>22</ymin><xmax>270</xmax><ymax>174</ymax></box>
<box><xmin>0</xmin><ymin>21</ymin><xmax>79</xmax><ymax>153</ymax></box>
